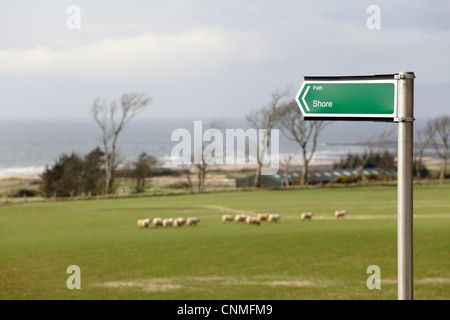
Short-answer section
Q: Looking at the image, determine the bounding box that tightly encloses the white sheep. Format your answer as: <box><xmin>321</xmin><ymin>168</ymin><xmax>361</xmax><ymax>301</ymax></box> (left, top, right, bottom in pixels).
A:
<box><xmin>234</xmin><ymin>214</ymin><xmax>247</xmax><ymax>222</ymax></box>
<box><xmin>152</xmin><ymin>217</ymin><xmax>163</xmax><ymax>227</ymax></box>
<box><xmin>245</xmin><ymin>216</ymin><xmax>260</xmax><ymax>225</ymax></box>
<box><xmin>257</xmin><ymin>214</ymin><xmax>269</xmax><ymax>221</ymax></box>
<box><xmin>222</xmin><ymin>215</ymin><xmax>233</xmax><ymax>223</ymax></box>
<box><xmin>173</xmin><ymin>217</ymin><xmax>186</xmax><ymax>227</ymax></box>
<box><xmin>186</xmin><ymin>217</ymin><xmax>200</xmax><ymax>226</ymax></box>
<box><xmin>163</xmin><ymin>218</ymin><xmax>174</xmax><ymax>227</ymax></box>
<box><xmin>334</xmin><ymin>210</ymin><xmax>347</xmax><ymax>219</ymax></box>
<box><xmin>301</xmin><ymin>212</ymin><xmax>313</xmax><ymax>221</ymax></box>
<box><xmin>268</xmin><ymin>213</ymin><xmax>281</xmax><ymax>222</ymax></box>
<box><xmin>137</xmin><ymin>218</ymin><xmax>150</xmax><ymax>228</ymax></box>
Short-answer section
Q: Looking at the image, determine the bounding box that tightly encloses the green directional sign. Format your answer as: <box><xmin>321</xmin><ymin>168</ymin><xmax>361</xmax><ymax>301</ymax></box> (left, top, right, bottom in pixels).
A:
<box><xmin>295</xmin><ymin>79</ymin><xmax>398</xmax><ymax>121</ymax></box>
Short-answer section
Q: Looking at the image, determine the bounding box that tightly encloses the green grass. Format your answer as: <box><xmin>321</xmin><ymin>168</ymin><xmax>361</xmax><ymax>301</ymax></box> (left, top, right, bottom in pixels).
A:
<box><xmin>0</xmin><ymin>184</ymin><xmax>449</xmax><ymax>300</ymax></box>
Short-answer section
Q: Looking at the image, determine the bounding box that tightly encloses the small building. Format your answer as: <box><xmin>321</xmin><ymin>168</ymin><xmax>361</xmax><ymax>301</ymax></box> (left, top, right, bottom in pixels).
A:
<box><xmin>235</xmin><ymin>173</ymin><xmax>287</xmax><ymax>188</ymax></box>
<box><xmin>235</xmin><ymin>168</ymin><xmax>396</xmax><ymax>188</ymax></box>
<box><xmin>307</xmin><ymin>168</ymin><xmax>396</xmax><ymax>184</ymax></box>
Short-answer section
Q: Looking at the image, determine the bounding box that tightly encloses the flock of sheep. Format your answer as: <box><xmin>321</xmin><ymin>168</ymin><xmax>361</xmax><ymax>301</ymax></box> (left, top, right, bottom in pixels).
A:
<box><xmin>222</xmin><ymin>213</ymin><xmax>281</xmax><ymax>225</ymax></box>
<box><xmin>137</xmin><ymin>217</ymin><xmax>199</xmax><ymax>228</ymax></box>
<box><xmin>137</xmin><ymin>210</ymin><xmax>346</xmax><ymax>229</ymax></box>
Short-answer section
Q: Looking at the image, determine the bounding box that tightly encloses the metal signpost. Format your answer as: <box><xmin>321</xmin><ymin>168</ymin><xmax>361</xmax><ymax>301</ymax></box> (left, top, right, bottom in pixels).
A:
<box><xmin>396</xmin><ymin>72</ymin><xmax>415</xmax><ymax>300</ymax></box>
<box><xmin>295</xmin><ymin>72</ymin><xmax>415</xmax><ymax>300</ymax></box>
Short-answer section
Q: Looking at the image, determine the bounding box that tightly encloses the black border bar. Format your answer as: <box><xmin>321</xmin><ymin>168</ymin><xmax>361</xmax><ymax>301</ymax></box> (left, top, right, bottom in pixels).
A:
<box><xmin>304</xmin><ymin>117</ymin><xmax>395</xmax><ymax>122</ymax></box>
<box><xmin>304</xmin><ymin>74</ymin><xmax>397</xmax><ymax>81</ymax></box>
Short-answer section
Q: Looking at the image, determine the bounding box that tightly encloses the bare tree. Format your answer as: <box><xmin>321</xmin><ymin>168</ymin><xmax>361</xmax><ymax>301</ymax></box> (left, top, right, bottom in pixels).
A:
<box><xmin>427</xmin><ymin>116</ymin><xmax>450</xmax><ymax>184</ymax></box>
<box><xmin>246</xmin><ymin>90</ymin><xmax>287</xmax><ymax>188</ymax></box>
<box><xmin>91</xmin><ymin>92</ymin><xmax>152</xmax><ymax>194</ymax></box>
<box><xmin>355</xmin><ymin>129</ymin><xmax>395</xmax><ymax>176</ymax></box>
<box><xmin>178</xmin><ymin>162</ymin><xmax>193</xmax><ymax>193</ymax></box>
<box><xmin>278</xmin><ymin>100</ymin><xmax>328</xmax><ymax>185</ymax></box>
<box><xmin>281</xmin><ymin>154</ymin><xmax>294</xmax><ymax>188</ymax></box>
<box><xmin>414</xmin><ymin>127</ymin><xmax>432</xmax><ymax>178</ymax></box>
<box><xmin>197</xmin><ymin>119</ymin><xmax>226</xmax><ymax>192</ymax></box>
<box><xmin>133</xmin><ymin>152</ymin><xmax>160</xmax><ymax>193</ymax></box>
<box><xmin>196</xmin><ymin>156</ymin><xmax>207</xmax><ymax>193</ymax></box>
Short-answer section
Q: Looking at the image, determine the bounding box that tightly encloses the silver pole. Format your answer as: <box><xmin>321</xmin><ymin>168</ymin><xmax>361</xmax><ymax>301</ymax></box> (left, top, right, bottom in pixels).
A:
<box><xmin>396</xmin><ymin>71</ymin><xmax>415</xmax><ymax>300</ymax></box>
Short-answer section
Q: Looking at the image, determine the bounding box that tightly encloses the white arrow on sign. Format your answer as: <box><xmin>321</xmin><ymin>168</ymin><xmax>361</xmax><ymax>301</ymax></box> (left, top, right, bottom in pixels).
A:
<box><xmin>302</xmin><ymin>85</ymin><xmax>310</xmax><ymax>111</ymax></box>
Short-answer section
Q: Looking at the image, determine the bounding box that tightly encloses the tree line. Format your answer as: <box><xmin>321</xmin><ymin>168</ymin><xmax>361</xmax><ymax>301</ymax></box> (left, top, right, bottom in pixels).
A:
<box><xmin>39</xmin><ymin>91</ymin><xmax>449</xmax><ymax>197</ymax></box>
<box><xmin>333</xmin><ymin>150</ymin><xmax>396</xmax><ymax>173</ymax></box>
<box><xmin>41</xmin><ymin>148</ymin><xmax>105</xmax><ymax>197</ymax></box>
<box><xmin>415</xmin><ymin>116</ymin><xmax>450</xmax><ymax>184</ymax></box>
<box><xmin>40</xmin><ymin>149</ymin><xmax>160</xmax><ymax>197</ymax></box>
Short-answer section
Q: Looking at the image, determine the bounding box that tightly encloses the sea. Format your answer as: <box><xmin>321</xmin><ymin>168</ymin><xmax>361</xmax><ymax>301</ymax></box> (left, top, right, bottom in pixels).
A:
<box><xmin>0</xmin><ymin>117</ymin><xmax>433</xmax><ymax>176</ymax></box>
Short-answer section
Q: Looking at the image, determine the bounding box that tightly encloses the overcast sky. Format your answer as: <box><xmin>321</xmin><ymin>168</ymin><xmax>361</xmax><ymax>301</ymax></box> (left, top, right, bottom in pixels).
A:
<box><xmin>1</xmin><ymin>0</ymin><xmax>449</xmax><ymax>121</ymax></box>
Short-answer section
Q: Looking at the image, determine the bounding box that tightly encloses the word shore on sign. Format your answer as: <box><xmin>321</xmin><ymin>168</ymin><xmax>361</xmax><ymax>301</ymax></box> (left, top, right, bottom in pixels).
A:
<box><xmin>295</xmin><ymin>74</ymin><xmax>398</xmax><ymax>121</ymax></box>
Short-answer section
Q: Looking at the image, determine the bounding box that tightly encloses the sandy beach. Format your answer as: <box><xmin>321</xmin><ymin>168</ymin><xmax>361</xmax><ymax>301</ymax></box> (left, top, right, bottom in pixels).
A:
<box><xmin>0</xmin><ymin>175</ymin><xmax>40</xmax><ymax>188</ymax></box>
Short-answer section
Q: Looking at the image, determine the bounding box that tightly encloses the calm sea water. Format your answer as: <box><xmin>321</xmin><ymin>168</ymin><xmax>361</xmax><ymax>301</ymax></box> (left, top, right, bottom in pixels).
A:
<box><xmin>0</xmin><ymin>117</ymin><xmax>431</xmax><ymax>176</ymax></box>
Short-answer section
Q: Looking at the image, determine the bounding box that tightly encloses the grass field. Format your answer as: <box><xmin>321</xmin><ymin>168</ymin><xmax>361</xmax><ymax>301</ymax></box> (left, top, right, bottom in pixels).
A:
<box><xmin>0</xmin><ymin>184</ymin><xmax>449</xmax><ymax>300</ymax></box>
